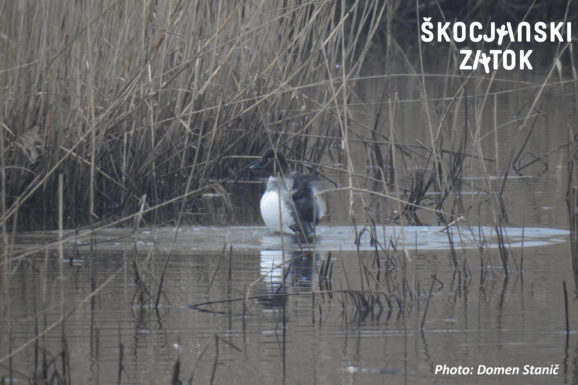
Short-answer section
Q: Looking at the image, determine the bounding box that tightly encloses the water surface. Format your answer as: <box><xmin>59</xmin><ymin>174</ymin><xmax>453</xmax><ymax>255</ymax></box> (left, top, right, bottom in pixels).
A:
<box><xmin>1</xmin><ymin>222</ymin><xmax>575</xmax><ymax>384</ymax></box>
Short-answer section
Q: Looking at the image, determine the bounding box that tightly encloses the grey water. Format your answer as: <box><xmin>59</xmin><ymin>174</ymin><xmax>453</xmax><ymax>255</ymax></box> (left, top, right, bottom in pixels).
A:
<box><xmin>0</xmin><ymin>219</ymin><xmax>574</xmax><ymax>384</ymax></box>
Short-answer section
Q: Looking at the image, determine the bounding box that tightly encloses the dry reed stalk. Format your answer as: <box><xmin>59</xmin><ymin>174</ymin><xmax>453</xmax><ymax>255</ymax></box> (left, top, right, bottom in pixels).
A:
<box><xmin>0</xmin><ymin>123</ymin><xmax>6</xmax><ymax>292</ymax></box>
<box><xmin>210</xmin><ymin>334</ymin><xmax>219</xmax><ymax>385</ymax></box>
<box><xmin>566</xmin><ymin>146</ymin><xmax>578</xmax><ymax>293</ymax></box>
<box><xmin>563</xmin><ymin>280</ymin><xmax>570</xmax><ymax>334</ymax></box>
<box><xmin>58</xmin><ymin>174</ymin><xmax>63</xmax><ymax>262</ymax></box>
<box><xmin>415</xmin><ymin>0</ymin><xmax>444</xmax><ymax>192</ymax></box>
<box><xmin>420</xmin><ymin>274</ymin><xmax>437</xmax><ymax>330</ymax></box>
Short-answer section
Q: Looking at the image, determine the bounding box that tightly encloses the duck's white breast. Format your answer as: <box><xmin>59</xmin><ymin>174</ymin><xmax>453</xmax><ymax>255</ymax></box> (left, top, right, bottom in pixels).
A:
<box><xmin>260</xmin><ymin>190</ymin><xmax>295</xmax><ymax>234</ymax></box>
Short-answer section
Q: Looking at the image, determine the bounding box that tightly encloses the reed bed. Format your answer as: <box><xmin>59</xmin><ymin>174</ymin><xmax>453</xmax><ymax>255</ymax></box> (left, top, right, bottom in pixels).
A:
<box><xmin>0</xmin><ymin>0</ymin><xmax>384</xmax><ymax>232</ymax></box>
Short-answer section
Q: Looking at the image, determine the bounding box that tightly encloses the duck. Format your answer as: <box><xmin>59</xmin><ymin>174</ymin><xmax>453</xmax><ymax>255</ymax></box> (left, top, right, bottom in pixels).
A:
<box><xmin>250</xmin><ymin>149</ymin><xmax>326</xmax><ymax>237</ymax></box>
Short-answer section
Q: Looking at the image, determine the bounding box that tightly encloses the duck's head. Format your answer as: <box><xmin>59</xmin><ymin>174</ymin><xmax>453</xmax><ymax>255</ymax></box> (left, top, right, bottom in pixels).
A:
<box><xmin>249</xmin><ymin>149</ymin><xmax>290</xmax><ymax>175</ymax></box>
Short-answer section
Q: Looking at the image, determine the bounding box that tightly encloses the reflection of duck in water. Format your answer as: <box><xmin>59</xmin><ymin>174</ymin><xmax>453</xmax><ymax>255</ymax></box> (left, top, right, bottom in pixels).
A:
<box><xmin>259</xmin><ymin>249</ymin><xmax>319</xmax><ymax>303</ymax></box>
<box><xmin>250</xmin><ymin>149</ymin><xmax>326</xmax><ymax>237</ymax></box>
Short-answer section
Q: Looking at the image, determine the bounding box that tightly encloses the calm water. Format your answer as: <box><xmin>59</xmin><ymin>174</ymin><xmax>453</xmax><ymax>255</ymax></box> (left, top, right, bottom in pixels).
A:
<box><xmin>0</xmin><ymin>222</ymin><xmax>574</xmax><ymax>384</ymax></box>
